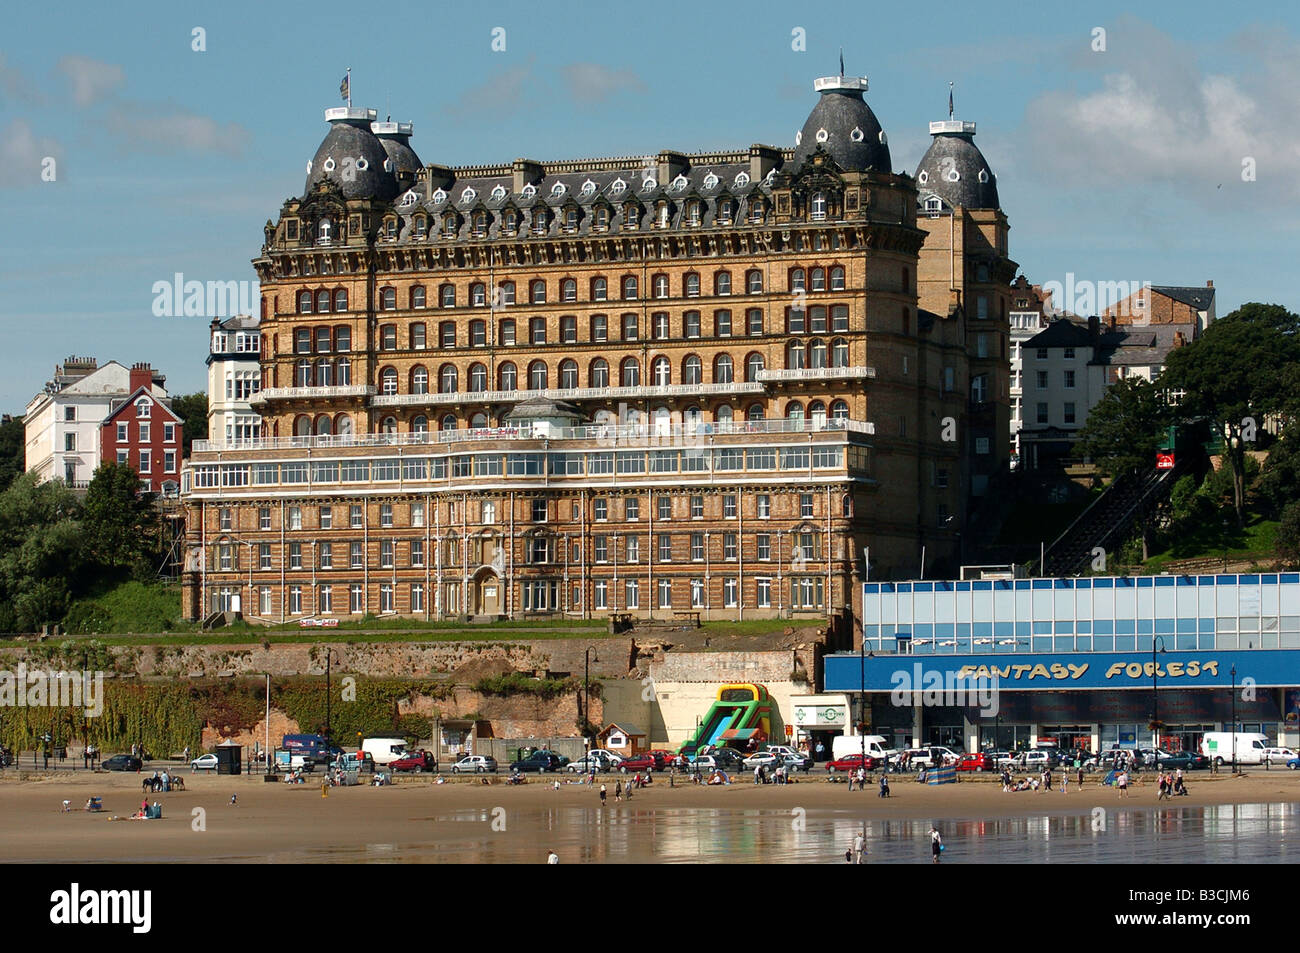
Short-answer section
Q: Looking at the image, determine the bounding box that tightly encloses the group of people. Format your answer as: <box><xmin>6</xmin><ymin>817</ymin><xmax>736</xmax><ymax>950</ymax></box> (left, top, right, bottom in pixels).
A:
<box><xmin>753</xmin><ymin>764</ymin><xmax>793</xmax><ymax>785</ymax></box>
<box><xmin>1157</xmin><ymin>769</ymin><xmax>1189</xmax><ymax>799</ymax></box>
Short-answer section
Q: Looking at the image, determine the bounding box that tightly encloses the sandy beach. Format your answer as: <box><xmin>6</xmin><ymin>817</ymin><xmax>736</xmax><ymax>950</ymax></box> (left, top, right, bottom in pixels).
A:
<box><xmin>2</xmin><ymin>768</ymin><xmax>1298</xmax><ymax>863</ymax></box>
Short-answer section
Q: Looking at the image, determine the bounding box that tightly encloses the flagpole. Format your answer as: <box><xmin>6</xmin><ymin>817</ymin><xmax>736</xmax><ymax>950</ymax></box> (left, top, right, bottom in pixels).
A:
<box><xmin>347</xmin><ymin>67</ymin><xmax>352</xmax><ymax>108</ymax></box>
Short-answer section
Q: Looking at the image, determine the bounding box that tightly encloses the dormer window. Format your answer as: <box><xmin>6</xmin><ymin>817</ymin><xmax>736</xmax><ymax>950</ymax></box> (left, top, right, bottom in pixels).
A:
<box><xmin>594</xmin><ymin>206</ymin><xmax>610</xmax><ymax>230</ymax></box>
<box><xmin>399</xmin><ymin>190</ymin><xmax>418</xmax><ymax>208</ymax></box>
<box><xmin>136</xmin><ymin>397</ymin><xmax>152</xmax><ymax>418</ymax></box>
<box><xmin>472</xmin><ymin>210</ymin><xmax>488</xmax><ymax>237</ymax></box>
<box><xmin>317</xmin><ymin>218</ymin><xmax>333</xmax><ymax>244</ymax></box>
<box><xmin>924</xmin><ymin>197</ymin><xmax>942</xmax><ymax>216</ymax></box>
<box><xmin>810</xmin><ymin>191</ymin><xmax>827</xmax><ymax>221</ymax></box>
<box><xmin>580</xmin><ymin>179</ymin><xmax>597</xmax><ymax>196</ymax></box>
<box><xmin>610</xmin><ymin>178</ymin><xmax>627</xmax><ymax>195</ymax></box>
<box><xmin>734</xmin><ymin>172</ymin><xmax>750</xmax><ymax>188</ymax></box>
<box><xmin>717</xmin><ymin>198</ymin><xmax>735</xmax><ymax>224</ymax></box>
<box><xmin>623</xmin><ymin>204</ymin><xmax>639</xmax><ymax>229</ymax></box>
<box><xmin>443</xmin><ymin>214</ymin><xmax>457</xmax><ymax>238</ymax></box>
<box><xmin>563</xmin><ymin>206</ymin><xmax>579</xmax><ymax>231</ymax></box>
<box><xmin>491</xmin><ymin>185</ymin><xmax>507</xmax><ymax>201</ymax></box>
<box><xmin>641</xmin><ymin>177</ymin><xmax>657</xmax><ymax>192</ymax></box>
<box><xmin>703</xmin><ymin>172</ymin><xmax>719</xmax><ymax>190</ymax></box>
<box><xmin>432</xmin><ymin>188</ymin><xmax>447</xmax><ymax>204</ymax></box>
<box><xmin>670</xmin><ymin>174</ymin><xmax>688</xmax><ymax>192</ymax></box>
<box><xmin>685</xmin><ymin>200</ymin><xmax>701</xmax><ymax>226</ymax></box>
<box><xmin>382</xmin><ymin>218</ymin><xmax>397</xmax><ymax>240</ymax></box>
<box><xmin>503</xmin><ymin>208</ymin><xmax>519</xmax><ymax>234</ymax></box>
<box><xmin>414</xmin><ymin>216</ymin><xmax>427</xmax><ymax>239</ymax></box>
<box><xmin>521</xmin><ymin>184</ymin><xmax>537</xmax><ymax>198</ymax></box>
<box><xmin>532</xmin><ymin>209</ymin><xmax>548</xmax><ymax>235</ymax></box>
<box><xmin>460</xmin><ymin>187</ymin><xmax>477</xmax><ymax>205</ymax></box>
<box><xmin>550</xmin><ymin>182</ymin><xmax>566</xmax><ymax>197</ymax></box>
<box><xmin>749</xmin><ymin>200</ymin><xmax>764</xmax><ymax>223</ymax></box>
<box><xmin>656</xmin><ymin>203</ymin><xmax>669</xmax><ymax>228</ymax></box>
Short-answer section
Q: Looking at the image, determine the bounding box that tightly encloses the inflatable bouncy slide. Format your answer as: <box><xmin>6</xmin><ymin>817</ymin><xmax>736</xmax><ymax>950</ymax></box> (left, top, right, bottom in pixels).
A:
<box><xmin>679</xmin><ymin>683</ymin><xmax>773</xmax><ymax>758</ymax></box>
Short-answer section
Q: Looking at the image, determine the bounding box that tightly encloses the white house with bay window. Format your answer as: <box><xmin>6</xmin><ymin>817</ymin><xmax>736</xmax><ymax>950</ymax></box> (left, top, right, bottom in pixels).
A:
<box><xmin>207</xmin><ymin>315</ymin><xmax>262</xmax><ymax>446</ymax></box>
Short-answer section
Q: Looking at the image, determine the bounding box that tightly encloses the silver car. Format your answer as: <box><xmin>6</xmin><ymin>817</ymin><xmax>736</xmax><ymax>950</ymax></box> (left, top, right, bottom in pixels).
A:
<box><xmin>450</xmin><ymin>755</ymin><xmax>497</xmax><ymax>774</ymax></box>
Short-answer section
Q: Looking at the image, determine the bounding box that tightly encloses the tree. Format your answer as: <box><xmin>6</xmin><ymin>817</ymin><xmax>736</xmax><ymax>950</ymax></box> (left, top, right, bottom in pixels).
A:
<box><xmin>82</xmin><ymin>462</ymin><xmax>159</xmax><ymax>580</ymax></box>
<box><xmin>0</xmin><ymin>415</ymin><xmax>24</xmax><ymax>491</ymax></box>
<box><xmin>1278</xmin><ymin>501</ymin><xmax>1300</xmax><ymax>568</ymax></box>
<box><xmin>1075</xmin><ymin>377</ymin><xmax>1172</xmax><ymax>479</ymax></box>
<box><xmin>1258</xmin><ymin>430</ymin><xmax>1300</xmax><ymax>517</ymax></box>
<box><xmin>0</xmin><ymin>474</ymin><xmax>84</xmax><ymax>631</ymax></box>
<box><xmin>1160</xmin><ymin>303</ymin><xmax>1300</xmax><ymax>525</ymax></box>
<box><xmin>169</xmin><ymin>393</ymin><xmax>208</xmax><ymax>456</ymax></box>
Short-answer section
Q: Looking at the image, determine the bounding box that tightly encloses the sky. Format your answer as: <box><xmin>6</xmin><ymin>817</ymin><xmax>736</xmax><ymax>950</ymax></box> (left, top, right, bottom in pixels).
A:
<box><xmin>2</xmin><ymin>0</ymin><xmax>1298</xmax><ymax>411</ymax></box>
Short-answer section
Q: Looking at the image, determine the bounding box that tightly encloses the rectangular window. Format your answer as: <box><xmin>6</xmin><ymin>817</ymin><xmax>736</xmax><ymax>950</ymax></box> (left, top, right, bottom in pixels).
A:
<box><xmin>658</xmin><ymin>578</ymin><xmax>672</xmax><ymax>609</ymax></box>
<box><xmin>757</xmin><ymin>494</ymin><xmax>771</xmax><ymax>519</ymax></box>
<box><xmin>657</xmin><ymin>495</ymin><xmax>671</xmax><ymax>520</ymax></box>
<box><xmin>350</xmin><ymin>584</ymin><xmax>364</xmax><ymax>614</ymax></box>
<box><xmin>685</xmin><ymin>311</ymin><xmax>701</xmax><ymax>339</ymax></box>
<box><xmin>531</xmin><ymin>498</ymin><xmax>548</xmax><ymax>522</ymax></box>
<box><xmin>724</xmin><ymin>533</ymin><xmax>738</xmax><ymax>560</ymax></box>
<box><xmin>289</xmin><ymin>543</ymin><xmax>302</xmax><ymax>570</ymax></box>
<box><xmin>690</xmin><ymin>495</ymin><xmax>703</xmax><ymax>519</ymax></box>
<box><xmin>164</xmin><ymin>450</ymin><xmax>176</xmax><ymax>473</ymax></box>
<box><xmin>594</xmin><ymin>580</ymin><xmax>608</xmax><ymax>610</ymax></box>
<box><xmin>530</xmin><ymin>317</ymin><xmax>546</xmax><ymax>345</ymax></box>
<box><xmin>1037</xmin><ymin>402</ymin><xmax>1049</xmax><ymax>425</ymax></box>
<box><xmin>220</xmin><ymin>508</ymin><xmax>232</xmax><ymax>531</ymax></box>
<box><xmin>757</xmin><ymin>534</ymin><xmax>771</xmax><ymax>561</ymax></box>
<box><xmin>723</xmin><ymin>494</ymin><xmax>736</xmax><ymax>519</ymax></box>
<box><xmin>410</xmin><ymin>583</ymin><xmax>425</xmax><ymax>613</ymax></box>
<box><xmin>380</xmin><ymin>503</ymin><xmax>393</xmax><ymax>527</ymax></box>
<box><xmin>380</xmin><ymin>540</ymin><xmax>394</xmax><ymax>569</ymax></box>
<box><xmin>658</xmin><ymin>534</ymin><xmax>672</xmax><ymax>562</ymax></box>
<box><xmin>1064</xmin><ymin>370</ymin><xmax>1075</xmax><ymax>389</ymax></box>
<box><xmin>625</xmin><ymin>535</ymin><xmax>640</xmax><ymax>563</ymax></box>
<box><xmin>350</xmin><ymin>542</ymin><xmax>363</xmax><ymax>569</ymax></box>
<box><xmin>380</xmin><ymin>583</ymin><xmax>394</xmax><ymax>613</ymax></box>
<box><xmin>259</xmin><ymin>507</ymin><xmax>271</xmax><ymax>531</ymax></box>
<box><xmin>691</xmin><ymin>533</ymin><xmax>704</xmax><ymax>561</ymax></box>
<box><xmin>138</xmin><ymin>450</ymin><xmax>150</xmax><ymax>473</ymax></box>
<box><xmin>259</xmin><ymin>544</ymin><xmax>272</xmax><ymax>570</ymax></box>
<box><xmin>350</xmin><ymin>505</ymin><xmax>363</xmax><ymax>528</ymax></box>
<box><xmin>594</xmin><ymin>535</ymin><xmax>608</xmax><ymax>563</ymax></box>
<box><xmin>561</xmin><ymin>316</ymin><xmax>577</xmax><ymax>343</ymax></box>
<box><xmin>590</xmin><ymin>315</ymin><xmax>607</xmax><ymax>342</ymax></box>
<box><xmin>259</xmin><ymin>587</ymin><xmax>273</xmax><ymax>615</ymax></box>
<box><xmin>624</xmin><ymin>579</ymin><xmax>640</xmax><ymax>609</ymax></box>
<box><xmin>319</xmin><ymin>506</ymin><xmax>332</xmax><ymax>529</ymax></box>
<box><xmin>757</xmin><ymin>577</ymin><xmax>771</xmax><ymax>607</ymax></box>
<box><xmin>714</xmin><ymin>310</ymin><xmax>731</xmax><ymax>337</ymax></box>
<box><xmin>116</xmin><ymin>422</ymin><xmax>127</xmax><ymax>442</ymax></box>
<box><xmin>801</xmin><ymin>493</ymin><xmax>814</xmax><ymax>518</ymax></box>
<box><xmin>289</xmin><ymin>585</ymin><xmax>302</xmax><ymax>614</ymax></box>
<box><xmin>724</xmin><ymin>578</ymin><xmax>738</xmax><ymax>608</ymax></box>
<box><xmin>1064</xmin><ymin>402</ymin><xmax>1076</xmax><ymax>425</ymax></box>
<box><xmin>318</xmin><ymin>585</ymin><xmax>332</xmax><ymax>613</ymax></box>
<box><xmin>319</xmin><ymin>543</ymin><xmax>332</xmax><ymax>569</ymax></box>
<box><xmin>690</xmin><ymin>578</ymin><xmax>704</xmax><ymax>609</ymax></box>
<box><xmin>624</xmin><ymin>496</ymin><xmax>639</xmax><ymax>521</ymax></box>
<box><xmin>288</xmin><ymin>506</ymin><xmax>302</xmax><ymax>530</ymax></box>
<box><xmin>622</xmin><ymin>314</ymin><xmax>638</xmax><ymax>341</ymax></box>
<box><xmin>410</xmin><ymin>539</ymin><xmax>424</xmax><ymax>567</ymax></box>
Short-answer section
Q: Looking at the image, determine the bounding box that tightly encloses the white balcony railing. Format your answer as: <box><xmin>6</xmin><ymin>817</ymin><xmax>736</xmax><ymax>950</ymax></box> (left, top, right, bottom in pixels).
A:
<box><xmin>253</xmin><ymin>385</ymin><xmax>375</xmax><ymax>402</ymax></box>
<box><xmin>370</xmin><ymin>381</ymin><xmax>764</xmax><ymax>408</ymax></box>
<box><xmin>191</xmin><ymin>415</ymin><xmax>874</xmax><ymax>454</ymax></box>
<box><xmin>756</xmin><ymin>365</ymin><xmax>876</xmax><ymax>383</ymax></box>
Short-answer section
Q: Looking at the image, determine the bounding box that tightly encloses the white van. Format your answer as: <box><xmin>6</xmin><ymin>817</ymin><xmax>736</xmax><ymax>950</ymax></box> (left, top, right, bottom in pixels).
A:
<box><xmin>1199</xmin><ymin>732</ymin><xmax>1268</xmax><ymax>766</ymax></box>
<box><xmin>361</xmin><ymin>737</ymin><xmax>409</xmax><ymax>766</ymax></box>
<box><xmin>831</xmin><ymin>734</ymin><xmax>898</xmax><ymax>763</ymax></box>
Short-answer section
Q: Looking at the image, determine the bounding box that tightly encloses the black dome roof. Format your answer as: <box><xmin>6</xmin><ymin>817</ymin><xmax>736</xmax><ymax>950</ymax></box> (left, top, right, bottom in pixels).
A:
<box><xmin>303</xmin><ymin>108</ymin><xmax>399</xmax><ymax>202</ymax></box>
<box><xmin>915</xmin><ymin>121</ymin><xmax>999</xmax><ymax>209</ymax></box>
<box><xmin>792</xmin><ymin>77</ymin><xmax>891</xmax><ymax>173</ymax></box>
<box><xmin>371</xmin><ymin>121</ymin><xmax>422</xmax><ymax>184</ymax></box>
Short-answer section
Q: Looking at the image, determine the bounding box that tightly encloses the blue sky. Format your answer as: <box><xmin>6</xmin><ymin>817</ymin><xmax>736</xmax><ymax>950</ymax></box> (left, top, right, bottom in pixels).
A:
<box><xmin>2</xmin><ymin>0</ymin><xmax>1297</xmax><ymax>411</ymax></box>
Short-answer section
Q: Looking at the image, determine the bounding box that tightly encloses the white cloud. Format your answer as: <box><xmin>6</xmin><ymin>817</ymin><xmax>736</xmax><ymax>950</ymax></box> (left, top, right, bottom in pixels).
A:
<box><xmin>0</xmin><ymin>54</ymin><xmax>41</xmax><ymax>105</ymax></box>
<box><xmin>57</xmin><ymin>55</ymin><xmax>125</xmax><ymax>107</ymax></box>
<box><xmin>0</xmin><ymin>119</ymin><xmax>63</xmax><ymax>189</ymax></box>
<box><xmin>561</xmin><ymin>63</ymin><xmax>646</xmax><ymax>104</ymax></box>
<box><xmin>1021</xmin><ymin>17</ymin><xmax>1300</xmax><ymax>200</ymax></box>
<box><xmin>103</xmin><ymin>103</ymin><xmax>251</xmax><ymax>156</ymax></box>
<box><xmin>449</xmin><ymin>64</ymin><xmax>534</xmax><ymax>116</ymax></box>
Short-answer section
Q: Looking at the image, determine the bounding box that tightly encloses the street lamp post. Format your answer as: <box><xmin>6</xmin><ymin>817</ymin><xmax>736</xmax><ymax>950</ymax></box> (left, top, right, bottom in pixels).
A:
<box><xmin>1152</xmin><ymin>636</ymin><xmax>1167</xmax><ymax>770</ymax></box>
<box><xmin>1230</xmin><ymin>664</ymin><xmax>1238</xmax><ymax>775</ymax></box>
<box><xmin>859</xmin><ymin>627</ymin><xmax>866</xmax><ymax>773</ymax></box>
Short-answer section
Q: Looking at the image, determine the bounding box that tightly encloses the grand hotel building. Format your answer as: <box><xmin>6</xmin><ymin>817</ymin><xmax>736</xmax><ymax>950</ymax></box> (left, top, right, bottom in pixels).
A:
<box><xmin>181</xmin><ymin>73</ymin><xmax>1015</xmax><ymax>624</ymax></box>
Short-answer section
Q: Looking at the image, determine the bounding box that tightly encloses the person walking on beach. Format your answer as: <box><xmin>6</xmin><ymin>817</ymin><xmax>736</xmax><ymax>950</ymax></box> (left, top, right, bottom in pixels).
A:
<box><xmin>547</xmin><ymin>850</ymin><xmax>559</xmax><ymax>864</ymax></box>
<box><xmin>614</xmin><ymin>780</ymin><xmax>623</xmax><ymax>802</ymax></box>
<box><xmin>1117</xmin><ymin>770</ymin><xmax>1129</xmax><ymax>798</ymax></box>
<box><xmin>1078</xmin><ymin>764</ymin><xmax>1085</xmax><ymax>790</ymax></box>
<box><xmin>847</xmin><ymin>769</ymin><xmax>855</xmax><ymax>792</ymax></box>
<box><xmin>878</xmin><ymin>773</ymin><xmax>890</xmax><ymax>798</ymax></box>
<box><xmin>853</xmin><ymin>831</ymin><xmax>865</xmax><ymax>865</ymax></box>
<box><xmin>599</xmin><ymin>783</ymin><xmax>607</xmax><ymax>805</ymax></box>
<box><xmin>930</xmin><ymin>826</ymin><xmax>943</xmax><ymax>863</ymax></box>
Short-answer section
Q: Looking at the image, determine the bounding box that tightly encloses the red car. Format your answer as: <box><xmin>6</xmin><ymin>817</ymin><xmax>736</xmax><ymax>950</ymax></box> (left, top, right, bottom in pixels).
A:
<box><xmin>617</xmin><ymin>753</ymin><xmax>660</xmax><ymax>773</ymax></box>
<box><xmin>390</xmin><ymin>750</ymin><xmax>437</xmax><ymax>773</ymax></box>
<box><xmin>824</xmin><ymin>754</ymin><xmax>877</xmax><ymax>773</ymax></box>
<box><xmin>957</xmin><ymin>752</ymin><xmax>996</xmax><ymax>772</ymax></box>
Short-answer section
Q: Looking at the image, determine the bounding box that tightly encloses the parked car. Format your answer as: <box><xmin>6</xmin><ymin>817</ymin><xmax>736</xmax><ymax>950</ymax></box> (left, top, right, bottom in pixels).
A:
<box><xmin>894</xmin><ymin>748</ymin><xmax>944</xmax><ymax>770</ymax></box>
<box><xmin>691</xmin><ymin>755</ymin><xmax>722</xmax><ymax>774</ymax></box>
<box><xmin>780</xmin><ymin>753</ymin><xmax>814</xmax><ymax>773</ymax></box>
<box><xmin>825</xmin><ymin>754</ymin><xmax>877</xmax><ymax>773</ymax></box>
<box><xmin>1263</xmin><ymin>747</ymin><xmax>1298</xmax><ymax>766</ymax></box>
<box><xmin>567</xmin><ymin>750</ymin><xmax>623</xmax><ymax>773</ymax></box>
<box><xmin>450</xmin><ymin>755</ymin><xmax>497</xmax><ymax>774</ymax></box>
<box><xmin>102</xmin><ymin>754</ymin><xmax>142</xmax><ymax>772</ymax></box>
<box><xmin>190</xmin><ymin>753</ymin><xmax>219</xmax><ymax>772</ymax></box>
<box><xmin>648</xmin><ymin>750</ymin><xmax>678</xmax><ymax>768</ymax></box>
<box><xmin>509</xmin><ymin>751</ymin><xmax>569</xmax><ymax>773</ymax></box>
<box><xmin>617</xmin><ymin>754</ymin><xmax>659</xmax><ymax>773</ymax></box>
<box><xmin>707</xmin><ymin>749</ymin><xmax>747</xmax><ymax>772</ymax></box>
<box><xmin>957</xmin><ymin>752</ymin><xmax>996</xmax><ymax>772</ymax></box>
<box><xmin>1017</xmin><ymin>750</ymin><xmax>1055</xmax><ymax>771</ymax></box>
<box><xmin>390</xmin><ymin>750</ymin><xmax>437</xmax><ymax>773</ymax></box>
<box><xmin>1289</xmin><ymin>757</ymin><xmax>1300</xmax><ymax>770</ymax></box>
<box><xmin>742</xmin><ymin>751</ymin><xmax>783</xmax><ymax>771</ymax></box>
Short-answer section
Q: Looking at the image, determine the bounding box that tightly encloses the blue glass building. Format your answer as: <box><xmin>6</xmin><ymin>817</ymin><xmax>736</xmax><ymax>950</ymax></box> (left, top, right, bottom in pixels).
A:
<box><xmin>824</xmin><ymin>574</ymin><xmax>1300</xmax><ymax>754</ymax></box>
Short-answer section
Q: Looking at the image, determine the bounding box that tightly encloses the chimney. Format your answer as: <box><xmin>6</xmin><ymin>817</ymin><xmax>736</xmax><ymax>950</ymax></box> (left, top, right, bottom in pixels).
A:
<box><xmin>129</xmin><ymin>362</ymin><xmax>153</xmax><ymax>394</ymax></box>
<box><xmin>1088</xmin><ymin>314</ymin><xmax>1100</xmax><ymax>343</ymax></box>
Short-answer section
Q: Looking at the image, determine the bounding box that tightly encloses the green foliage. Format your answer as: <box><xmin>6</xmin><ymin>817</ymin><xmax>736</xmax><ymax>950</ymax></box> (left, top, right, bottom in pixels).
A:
<box><xmin>82</xmin><ymin>462</ymin><xmax>160</xmax><ymax>581</ymax></box>
<box><xmin>277</xmin><ymin>677</ymin><xmax>445</xmax><ymax>746</ymax></box>
<box><xmin>472</xmin><ymin>671</ymin><xmax>577</xmax><ymax>698</ymax></box>
<box><xmin>169</xmin><ymin>393</ymin><xmax>208</xmax><ymax>457</ymax></box>
<box><xmin>1076</xmin><ymin>377</ymin><xmax>1172</xmax><ymax>478</ymax></box>
<box><xmin>0</xmin><ymin>415</ymin><xmax>24</xmax><ymax>492</ymax></box>
<box><xmin>395</xmin><ymin>714</ymin><xmax>433</xmax><ymax>744</ymax></box>
<box><xmin>64</xmin><ymin>581</ymin><xmax>182</xmax><ymax>634</ymax></box>
<box><xmin>1278</xmin><ymin>502</ymin><xmax>1300</xmax><ymax>567</ymax></box>
<box><xmin>1161</xmin><ymin>303</ymin><xmax>1300</xmax><ymax>523</ymax></box>
<box><xmin>1259</xmin><ymin>433</ymin><xmax>1300</xmax><ymax>517</ymax></box>
<box><xmin>0</xmin><ymin>473</ymin><xmax>85</xmax><ymax>631</ymax></box>
<box><xmin>1169</xmin><ymin>474</ymin><xmax>1199</xmax><ymax>520</ymax></box>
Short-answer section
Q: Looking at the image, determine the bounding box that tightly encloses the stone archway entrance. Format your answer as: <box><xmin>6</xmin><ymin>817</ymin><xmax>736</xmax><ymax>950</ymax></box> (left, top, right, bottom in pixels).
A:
<box><xmin>472</xmin><ymin>568</ymin><xmax>502</xmax><ymax>616</ymax></box>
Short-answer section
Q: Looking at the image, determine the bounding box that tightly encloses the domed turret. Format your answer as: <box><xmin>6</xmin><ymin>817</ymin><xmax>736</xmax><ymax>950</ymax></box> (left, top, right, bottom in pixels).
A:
<box><xmin>791</xmin><ymin>76</ymin><xmax>891</xmax><ymax>173</ymax></box>
<box><xmin>914</xmin><ymin>114</ymin><xmax>999</xmax><ymax>210</ymax></box>
<box><xmin>303</xmin><ymin>107</ymin><xmax>399</xmax><ymax>202</ymax></box>
<box><xmin>371</xmin><ymin>120</ymin><xmax>422</xmax><ymax>190</ymax></box>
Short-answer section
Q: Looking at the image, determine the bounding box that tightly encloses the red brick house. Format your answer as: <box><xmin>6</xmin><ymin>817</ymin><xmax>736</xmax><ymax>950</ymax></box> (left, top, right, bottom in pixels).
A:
<box><xmin>100</xmin><ymin>363</ymin><xmax>184</xmax><ymax>495</ymax></box>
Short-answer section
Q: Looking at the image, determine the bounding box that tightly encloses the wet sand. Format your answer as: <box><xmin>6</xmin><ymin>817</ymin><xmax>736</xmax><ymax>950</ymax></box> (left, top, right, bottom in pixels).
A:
<box><xmin>2</xmin><ymin>769</ymin><xmax>1298</xmax><ymax>863</ymax></box>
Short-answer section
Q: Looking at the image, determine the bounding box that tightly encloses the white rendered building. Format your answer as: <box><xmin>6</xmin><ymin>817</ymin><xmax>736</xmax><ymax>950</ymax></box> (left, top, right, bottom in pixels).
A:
<box><xmin>207</xmin><ymin>315</ymin><xmax>262</xmax><ymax>446</ymax></box>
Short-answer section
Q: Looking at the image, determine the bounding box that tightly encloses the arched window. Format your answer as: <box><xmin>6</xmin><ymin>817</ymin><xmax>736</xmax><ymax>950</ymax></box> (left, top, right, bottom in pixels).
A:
<box><xmin>787</xmin><ymin>340</ymin><xmax>806</xmax><ymax>370</ymax></box>
<box><xmin>561</xmin><ymin>278</ymin><xmax>577</xmax><ymax>302</ymax></box>
<box><xmin>315</xmin><ymin>289</ymin><xmax>330</xmax><ymax>313</ymax></box>
<box><xmin>380</xmin><ymin>367</ymin><xmax>398</xmax><ymax>395</ymax></box>
<box><xmin>811</xmin><ymin>268</ymin><xmax>826</xmax><ymax>292</ymax></box>
<box><xmin>621</xmin><ymin>276</ymin><xmax>638</xmax><ymax>300</ymax></box>
<box><xmin>620</xmin><ymin>357</ymin><xmax>640</xmax><ymax>387</ymax></box>
<box><xmin>530</xmin><ymin>279</ymin><xmax>546</xmax><ymax>304</ymax></box>
<box><xmin>335</xmin><ymin>415</ymin><xmax>353</xmax><ymax>436</ymax></box>
<box><xmin>411</xmin><ymin>286</ymin><xmax>427</xmax><ymax>309</ymax></box>
<box><xmin>790</xmin><ymin>268</ymin><xmax>806</xmax><ymax>292</ymax></box>
<box><xmin>411</xmin><ymin>366</ymin><xmax>429</xmax><ymax>394</ymax></box>
<box><xmin>315</xmin><ymin>414</ymin><xmax>332</xmax><ymax>436</ymax></box>
<box><xmin>809</xmin><ymin>339</ymin><xmax>827</xmax><ymax>369</ymax></box>
<box><xmin>746</xmin><ymin>270</ymin><xmax>763</xmax><ymax>294</ymax></box>
<box><xmin>471</xmin><ymin>283</ymin><xmax>487</xmax><ymax>307</ymax></box>
<box><xmin>830</xmin><ymin>266</ymin><xmax>845</xmax><ymax>291</ymax></box>
<box><xmin>499</xmin><ymin>281</ymin><xmax>516</xmax><ymax>305</ymax></box>
<box><xmin>714</xmin><ymin>271</ymin><xmax>732</xmax><ymax>296</ymax></box>
<box><xmin>715</xmin><ymin>405</ymin><xmax>733</xmax><ymax>425</ymax></box>
<box><xmin>810</xmin><ymin>191</ymin><xmax>827</xmax><ymax>220</ymax></box>
<box><xmin>468</xmin><ymin>363</ymin><xmax>487</xmax><ymax>392</ymax></box>
<box><xmin>469</xmin><ymin>412</ymin><xmax>488</xmax><ymax>429</ymax></box>
<box><xmin>298</xmin><ymin>291</ymin><xmax>313</xmax><ymax>313</ymax></box>
<box><xmin>532</xmin><ymin>209</ymin><xmax>548</xmax><ymax>235</ymax></box>
<box><xmin>591</xmin><ymin>276</ymin><xmax>608</xmax><ymax>301</ymax></box>
<box><xmin>590</xmin><ymin>358</ymin><xmax>609</xmax><ymax>388</ymax></box>
<box><xmin>831</xmin><ymin>400</ymin><xmax>849</xmax><ymax>421</ymax></box>
<box><xmin>684</xmin><ymin>273</ymin><xmax>700</xmax><ymax>297</ymax></box>
<box><xmin>439</xmin><ymin>284</ymin><xmax>455</xmax><ymax>308</ymax></box>
<box><xmin>559</xmin><ymin>359</ymin><xmax>579</xmax><ymax>389</ymax></box>
<box><xmin>411</xmin><ymin>415</ymin><xmax>429</xmax><ymax>434</ymax></box>
<box><xmin>745</xmin><ymin>352</ymin><xmax>765</xmax><ymax>382</ymax></box>
<box><xmin>653</xmin><ymin>274</ymin><xmax>669</xmax><ymax>298</ymax></box>
<box><xmin>749</xmin><ymin>199</ymin><xmax>764</xmax><ymax>223</ymax></box>
<box><xmin>498</xmin><ymin>361</ymin><xmax>517</xmax><ymax>391</ymax></box>
<box><xmin>472</xmin><ymin>210</ymin><xmax>488</xmax><ymax>237</ymax></box>
<box><xmin>718</xmin><ymin>198</ymin><xmax>736</xmax><ymax>223</ymax></box>
<box><xmin>652</xmin><ymin>356</ymin><xmax>671</xmax><ymax>386</ymax></box>
<box><xmin>380</xmin><ymin>416</ymin><xmax>397</xmax><ymax>435</ymax></box>
<box><xmin>682</xmin><ymin>355</ymin><xmax>702</xmax><ymax>385</ymax></box>
<box><xmin>528</xmin><ymin>360</ymin><xmax>548</xmax><ymax>390</ymax></box>
<box><xmin>439</xmin><ymin>364</ymin><xmax>459</xmax><ymax>393</ymax></box>
<box><xmin>381</xmin><ymin>287</ymin><xmax>396</xmax><ymax>310</ymax></box>
<box><xmin>295</xmin><ymin>359</ymin><xmax>312</xmax><ymax>387</ymax></box>
<box><xmin>786</xmin><ymin>401</ymin><xmax>805</xmax><ymax>423</ymax></box>
<box><xmin>713</xmin><ymin>354</ymin><xmax>734</xmax><ymax>384</ymax></box>
<box><xmin>832</xmin><ymin>338</ymin><xmax>850</xmax><ymax>368</ymax></box>
<box><xmin>809</xmin><ymin>401</ymin><xmax>827</xmax><ymax>428</ymax></box>
<box><xmin>747</xmin><ymin>403</ymin><xmax>766</xmax><ymax>421</ymax></box>
<box><xmin>333</xmin><ymin>288</ymin><xmax>347</xmax><ymax>312</ymax></box>
<box><xmin>440</xmin><ymin>414</ymin><xmax>457</xmax><ymax>431</ymax></box>
<box><xmin>294</xmin><ymin>415</ymin><xmax>311</xmax><ymax>437</ymax></box>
